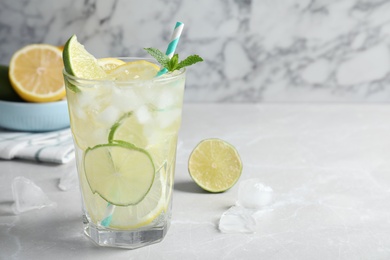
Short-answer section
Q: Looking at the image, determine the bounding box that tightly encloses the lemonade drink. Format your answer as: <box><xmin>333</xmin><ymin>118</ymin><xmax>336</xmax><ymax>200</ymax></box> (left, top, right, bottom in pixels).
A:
<box><xmin>63</xmin><ymin>58</ymin><xmax>186</xmax><ymax>249</ymax></box>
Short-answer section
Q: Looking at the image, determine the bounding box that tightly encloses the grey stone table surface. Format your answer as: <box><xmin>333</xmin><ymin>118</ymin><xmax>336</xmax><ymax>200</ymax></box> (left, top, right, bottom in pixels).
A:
<box><xmin>1</xmin><ymin>104</ymin><xmax>390</xmax><ymax>260</ymax></box>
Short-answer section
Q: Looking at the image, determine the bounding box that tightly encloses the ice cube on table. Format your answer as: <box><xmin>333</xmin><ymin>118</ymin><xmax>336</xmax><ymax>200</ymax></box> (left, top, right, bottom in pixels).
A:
<box><xmin>12</xmin><ymin>176</ymin><xmax>56</xmax><ymax>214</ymax></box>
<box><xmin>219</xmin><ymin>206</ymin><xmax>257</xmax><ymax>233</ymax></box>
<box><xmin>58</xmin><ymin>167</ymin><xmax>79</xmax><ymax>191</ymax></box>
<box><xmin>237</xmin><ymin>178</ymin><xmax>273</xmax><ymax>209</ymax></box>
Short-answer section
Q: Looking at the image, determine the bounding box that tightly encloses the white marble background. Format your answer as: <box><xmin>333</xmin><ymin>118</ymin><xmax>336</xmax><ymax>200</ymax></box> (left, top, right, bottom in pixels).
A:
<box><xmin>1</xmin><ymin>0</ymin><xmax>390</xmax><ymax>103</ymax></box>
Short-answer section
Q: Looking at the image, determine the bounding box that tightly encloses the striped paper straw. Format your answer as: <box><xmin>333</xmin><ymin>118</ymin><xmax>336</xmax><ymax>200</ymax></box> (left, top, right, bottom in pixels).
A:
<box><xmin>156</xmin><ymin>21</ymin><xmax>184</xmax><ymax>77</ymax></box>
<box><xmin>100</xmin><ymin>203</ymin><xmax>115</xmax><ymax>227</ymax></box>
<box><xmin>99</xmin><ymin>22</ymin><xmax>185</xmax><ymax>227</ymax></box>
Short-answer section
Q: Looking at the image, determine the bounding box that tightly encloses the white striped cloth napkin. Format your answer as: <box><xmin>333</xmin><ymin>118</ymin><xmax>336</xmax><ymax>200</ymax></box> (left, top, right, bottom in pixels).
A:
<box><xmin>0</xmin><ymin>128</ymin><xmax>75</xmax><ymax>164</ymax></box>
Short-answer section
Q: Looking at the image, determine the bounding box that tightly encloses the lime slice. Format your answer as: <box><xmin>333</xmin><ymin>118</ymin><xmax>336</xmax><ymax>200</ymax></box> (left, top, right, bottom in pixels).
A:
<box><xmin>109</xmin><ymin>60</ymin><xmax>159</xmax><ymax>80</ymax></box>
<box><xmin>84</xmin><ymin>141</ymin><xmax>155</xmax><ymax>206</ymax></box>
<box><xmin>97</xmin><ymin>58</ymin><xmax>125</xmax><ymax>71</ymax></box>
<box><xmin>63</xmin><ymin>35</ymin><xmax>107</xmax><ymax>79</ymax></box>
<box><xmin>188</xmin><ymin>138</ymin><xmax>243</xmax><ymax>193</ymax></box>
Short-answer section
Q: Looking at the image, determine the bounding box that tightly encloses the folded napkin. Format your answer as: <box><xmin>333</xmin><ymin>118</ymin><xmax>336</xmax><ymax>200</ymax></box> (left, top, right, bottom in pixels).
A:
<box><xmin>0</xmin><ymin>128</ymin><xmax>75</xmax><ymax>164</ymax></box>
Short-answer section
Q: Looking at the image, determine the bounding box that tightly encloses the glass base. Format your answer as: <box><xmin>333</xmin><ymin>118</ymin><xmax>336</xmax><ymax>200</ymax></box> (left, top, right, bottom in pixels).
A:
<box><xmin>83</xmin><ymin>220</ymin><xmax>169</xmax><ymax>249</ymax></box>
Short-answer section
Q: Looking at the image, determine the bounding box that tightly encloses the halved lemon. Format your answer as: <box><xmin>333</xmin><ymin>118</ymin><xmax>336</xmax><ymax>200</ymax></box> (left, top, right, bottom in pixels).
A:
<box><xmin>188</xmin><ymin>139</ymin><xmax>243</xmax><ymax>193</ymax></box>
<box><xmin>9</xmin><ymin>44</ymin><xmax>65</xmax><ymax>102</ymax></box>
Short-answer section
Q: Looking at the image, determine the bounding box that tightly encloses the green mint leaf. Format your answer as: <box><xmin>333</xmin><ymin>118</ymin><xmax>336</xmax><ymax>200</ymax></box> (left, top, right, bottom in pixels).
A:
<box><xmin>168</xmin><ymin>54</ymin><xmax>179</xmax><ymax>71</ymax></box>
<box><xmin>177</xmin><ymin>55</ymin><xmax>203</xmax><ymax>70</ymax></box>
<box><xmin>144</xmin><ymin>47</ymin><xmax>204</xmax><ymax>73</ymax></box>
<box><xmin>144</xmin><ymin>48</ymin><xmax>170</xmax><ymax>68</ymax></box>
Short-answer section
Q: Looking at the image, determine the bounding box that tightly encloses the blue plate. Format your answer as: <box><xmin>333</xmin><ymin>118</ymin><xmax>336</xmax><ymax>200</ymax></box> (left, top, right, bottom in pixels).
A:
<box><xmin>0</xmin><ymin>99</ymin><xmax>70</xmax><ymax>132</ymax></box>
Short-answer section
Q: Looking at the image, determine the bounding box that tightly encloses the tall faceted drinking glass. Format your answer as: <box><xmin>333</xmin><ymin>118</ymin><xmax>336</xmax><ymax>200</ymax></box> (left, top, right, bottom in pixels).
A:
<box><xmin>63</xmin><ymin>58</ymin><xmax>186</xmax><ymax>249</ymax></box>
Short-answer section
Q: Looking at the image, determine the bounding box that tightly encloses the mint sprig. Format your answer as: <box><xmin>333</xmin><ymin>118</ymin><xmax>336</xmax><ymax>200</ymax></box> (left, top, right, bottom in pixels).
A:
<box><xmin>144</xmin><ymin>47</ymin><xmax>203</xmax><ymax>72</ymax></box>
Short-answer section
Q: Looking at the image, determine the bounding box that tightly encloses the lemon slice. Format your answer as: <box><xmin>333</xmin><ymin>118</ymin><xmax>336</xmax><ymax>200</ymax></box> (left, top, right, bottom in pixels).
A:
<box><xmin>63</xmin><ymin>35</ymin><xmax>107</xmax><ymax>79</ymax></box>
<box><xmin>108</xmin><ymin>112</ymin><xmax>145</xmax><ymax>146</ymax></box>
<box><xmin>97</xmin><ymin>58</ymin><xmax>125</xmax><ymax>71</ymax></box>
<box><xmin>188</xmin><ymin>139</ymin><xmax>243</xmax><ymax>192</ymax></box>
<box><xmin>9</xmin><ymin>44</ymin><xmax>65</xmax><ymax>102</ymax></box>
<box><xmin>108</xmin><ymin>112</ymin><xmax>178</xmax><ymax>171</ymax></box>
<box><xmin>84</xmin><ymin>141</ymin><xmax>155</xmax><ymax>206</ymax></box>
<box><xmin>108</xmin><ymin>164</ymin><xmax>168</xmax><ymax>229</ymax></box>
<box><xmin>109</xmin><ymin>60</ymin><xmax>159</xmax><ymax>80</ymax></box>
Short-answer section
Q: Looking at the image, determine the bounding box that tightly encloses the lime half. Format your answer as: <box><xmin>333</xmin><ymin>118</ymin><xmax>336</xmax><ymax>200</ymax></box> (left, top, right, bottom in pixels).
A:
<box><xmin>63</xmin><ymin>35</ymin><xmax>107</xmax><ymax>79</ymax></box>
<box><xmin>188</xmin><ymin>138</ymin><xmax>243</xmax><ymax>193</ymax></box>
<box><xmin>84</xmin><ymin>141</ymin><xmax>155</xmax><ymax>206</ymax></box>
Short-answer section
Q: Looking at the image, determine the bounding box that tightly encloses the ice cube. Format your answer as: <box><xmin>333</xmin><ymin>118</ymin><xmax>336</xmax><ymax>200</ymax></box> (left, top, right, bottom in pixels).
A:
<box><xmin>96</xmin><ymin>105</ymin><xmax>120</xmax><ymax>125</ymax></box>
<box><xmin>157</xmin><ymin>108</ymin><xmax>181</xmax><ymax>129</ymax></box>
<box><xmin>156</xmin><ymin>91</ymin><xmax>175</xmax><ymax>110</ymax></box>
<box><xmin>135</xmin><ymin>105</ymin><xmax>151</xmax><ymax>124</ymax></box>
<box><xmin>58</xmin><ymin>167</ymin><xmax>79</xmax><ymax>191</ymax></box>
<box><xmin>72</xmin><ymin>106</ymin><xmax>87</xmax><ymax>121</ymax></box>
<box><xmin>219</xmin><ymin>206</ymin><xmax>257</xmax><ymax>233</ymax></box>
<box><xmin>77</xmin><ymin>83</ymin><xmax>114</xmax><ymax>113</ymax></box>
<box><xmin>237</xmin><ymin>179</ymin><xmax>273</xmax><ymax>209</ymax></box>
<box><xmin>12</xmin><ymin>177</ymin><xmax>56</xmax><ymax>214</ymax></box>
<box><xmin>77</xmin><ymin>89</ymin><xmax>96</xmax><ymax>108</ymax></box>
<box><xmin>113</xmin><ymin>87</ymin><xmax>143</xmax><ymax>111</ymax></box>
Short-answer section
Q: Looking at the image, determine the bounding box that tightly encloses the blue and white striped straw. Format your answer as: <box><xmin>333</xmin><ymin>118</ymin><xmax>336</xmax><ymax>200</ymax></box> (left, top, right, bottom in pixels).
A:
<box><xmin>100</xmin><ymin>203</ymin><xmax>115</xmax><ymax>227</ymax></box>
<box><xmin>156</xmin><ymin>21</ymin><xmax>184</xmax><ymax>77</ymax></box>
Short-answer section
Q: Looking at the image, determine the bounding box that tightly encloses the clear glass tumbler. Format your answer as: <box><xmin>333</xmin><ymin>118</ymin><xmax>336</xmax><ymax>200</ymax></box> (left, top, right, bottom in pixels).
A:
<box><xmin>63</xmin><ymin>58</ymin><xmax>186</xmax><ymax>249</ymax></box>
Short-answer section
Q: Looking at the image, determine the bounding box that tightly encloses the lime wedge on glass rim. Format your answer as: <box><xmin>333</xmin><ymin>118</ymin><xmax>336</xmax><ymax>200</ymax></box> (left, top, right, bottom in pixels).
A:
<box><xmin>63</xmin><ymin>35</ymin><xmax>107</xmax><ymax>79</ymax></box>
<box><xmin>188</xmin><ymin>138</ymin><xmax>243</xmax><ymax>193</ymax></box>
